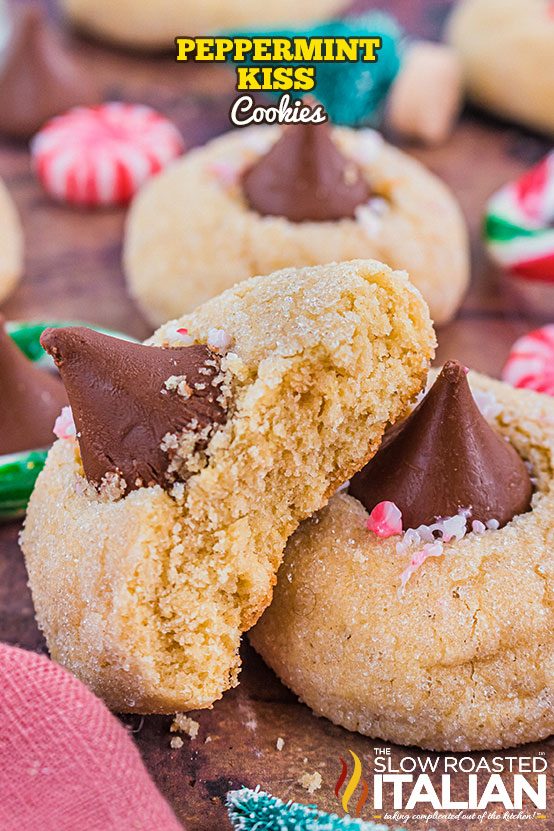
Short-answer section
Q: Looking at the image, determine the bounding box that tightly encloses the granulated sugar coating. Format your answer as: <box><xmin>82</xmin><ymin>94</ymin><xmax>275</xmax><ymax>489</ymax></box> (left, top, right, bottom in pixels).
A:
<box><xmin>251</xmin><ymin>372</ymin><xmax>554</xmax><ymax>751</ymax></box>
<box><xmin>22</xmin><ymin>260</ymin><xmax>435</xmax><ymax>714</ymax></box>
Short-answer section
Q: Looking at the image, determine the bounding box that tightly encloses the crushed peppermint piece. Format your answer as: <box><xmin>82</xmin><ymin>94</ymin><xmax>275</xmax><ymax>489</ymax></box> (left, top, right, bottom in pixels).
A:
<box><xmin>367</xmin><ymin>501</ymin><xmax>402</xmax><ymax>538</ymax></box>
<box><xmin>242</xmin><ymin>131</ymin><xmax>276</xmax><ymax>155</ymax></box>
<box><xmin>207</xmin><ymin>328</ymin><xmax>232</xmax><ymax>353</ymax></box>
<box><xmin>368</xmin><ymin>196</ymin><xmax>388</xmax><ymax>216</ymax></box>
<box><xmin>276</xmin><ymin>737</ymin><xmax>285</xmax><ymax>751</ymax></box>
<box><xmin>396</xmin><ymin>527</ymin><xmax>422</xmax><ymax>555</ymax></box>
<box><xmin>159</xmin><ymin>324</ymin><xmax>194</xmax><ymax>346</ymax></box>
<box><xmin>175</xmin><ymin>327</ymin><xmax>194</xmax><ymax>345</ymax></box>
<box><xmin>396</xmin><ymin>508</ymin><xmax>470</xmax><ymax>552</ymax></box>
<box><xmin>207</xmin><ymin>161</ymin><xmax>242</xmax><ymax>187</ymax></box>
<box><xmin>396</xmin><ymin>506</ymin><xmax>505</xmax><ymax>593</ymax></box>
<box><xmin>164</xmin><ymin>375</ymin><xmax>192</xmax><ymax>398</ymax></box>
<box><xmin>472</xmin><ymin>388</ymin><xmax>503</xmax><ymax>420</ymax></box>
<box><xmin>348</xmin><ymin>129</ymin><xmax>383</xmax><ymax>165</ymax></box>
<box><xmin>399</xmin><ymin>541</ymin><xmax>444</xmax><ymax>594</ymax></box>
<box><xmin>53</xmin><ymin>406</ymin><xmax>76</xmax><ymax>440</ymax></box>
<box><xmin>354</xmin><ymin>203</ymin><xmax>383</xmax><ymax>238</ymax></box>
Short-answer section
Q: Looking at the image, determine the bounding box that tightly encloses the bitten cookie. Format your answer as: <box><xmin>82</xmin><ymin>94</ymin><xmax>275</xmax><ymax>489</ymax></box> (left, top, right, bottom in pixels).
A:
<box><xmin>448</xmin><ymin>0</ymin><xmax>554</xmax><ymax>136</ymax></box>
<box><xmin>22</xmin><ymin>260</ymin><xmax>435</xmax><ymax>714</ymax></box>
<box><xmin>124</xmin><ymin>123</ymin><xmax>469</xmax><ymax>327</ymax></box>
<box><xmin>59</xmin><ymin>0</ymin><xmax>349</xmax><ymax>51</ymax></box>
<box><xmin>0</xmin><ymin>178</ymin><xmax>23</xmax><ymax>305</ymax></box>
<box><xmin>251</xmin><ymin>367</ymin><xmax>554</xmax><ymax>751</ymax></box>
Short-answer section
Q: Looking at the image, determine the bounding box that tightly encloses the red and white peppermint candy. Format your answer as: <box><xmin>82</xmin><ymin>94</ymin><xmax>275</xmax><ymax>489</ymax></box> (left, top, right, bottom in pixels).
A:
<box><xmin>502</xmin><ymin>324</ymin><xmax>554</xmax><ymax>396</ymax></box>
<box><xmin>31</xmin><ymin>102</ymin><xmax>184</xmax><ymax>207</ymax></box>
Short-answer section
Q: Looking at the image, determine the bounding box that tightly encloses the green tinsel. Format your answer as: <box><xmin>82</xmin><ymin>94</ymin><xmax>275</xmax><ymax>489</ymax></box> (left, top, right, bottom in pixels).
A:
<box><xmin>226</xmin><ymin>787</ymin><xmax>405</xmax><ymax>831</ymax></box>
<box><xmin>222</xmin><ymin>13</ymin><xmax>405</xmax><ymax>127</ymax></box>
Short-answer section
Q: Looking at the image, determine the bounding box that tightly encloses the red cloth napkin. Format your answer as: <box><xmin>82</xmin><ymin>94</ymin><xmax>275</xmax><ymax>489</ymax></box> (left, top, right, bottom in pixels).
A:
<box><xmin>0</xmin><ymin>643</ymin><xmax>183</xmax><ymax>831</ymax></box>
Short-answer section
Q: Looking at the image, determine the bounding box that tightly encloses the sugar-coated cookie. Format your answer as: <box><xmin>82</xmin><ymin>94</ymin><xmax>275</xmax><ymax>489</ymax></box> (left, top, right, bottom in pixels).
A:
<box><xmin>22</xmin><ymin>260</ymin><xmax>435</xmax><ymax>713</ymax></box>
<box><xmin>448</xmin><ymin>0</ymin><xmax>554</xmax><ymax>136</ymax></box>
<box><xmin>251</xmin><ymin>370</ymin><xmax>554</xmax><ymax>751</ymax></box>
<box><xmin>59</xmin><ymin>0</ymin><xmax>349</xmax><ymax>51</ymax></box>
<box><xmin>124</xmin><ymin>124</ymin><xmax>468</xmax><ymax>327</ymax></box>
<box><xmin>0</xmin><ymin>179</ymin><xmax>23</xmax><ymax>305</ymax></box>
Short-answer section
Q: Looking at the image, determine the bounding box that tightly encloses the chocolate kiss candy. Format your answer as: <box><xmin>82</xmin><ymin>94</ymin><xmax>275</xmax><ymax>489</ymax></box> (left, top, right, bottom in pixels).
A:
<box><xmin>0</xmin><ymin>6</ymin><xmax>99</xmax><ymax>139</ymax></box>
<box><xmin>242</xmin><ymin>120</ymin><xmax>370</xmax><ymax>222</ymax></box>
<box><xmin>349</xmin><ymin>360</ymin><xmax>532</xmax><ymax>529</ymax></box>
<box><xmin>0</xmin><ymin>317</ymin><xmax>67</xmax><ymax>454</ymax></box>
<box><xmin>40</xmin><ymin>327</ymin><xmax>228</xmax><ymax>494</ymax></box>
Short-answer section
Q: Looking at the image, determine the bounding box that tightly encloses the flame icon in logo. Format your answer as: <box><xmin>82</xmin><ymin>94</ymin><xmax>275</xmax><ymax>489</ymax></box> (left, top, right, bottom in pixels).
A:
<box><xmin>334</xmin><ymin>750</ymin><xmax>369</xmax><ymax>817</ymax></box>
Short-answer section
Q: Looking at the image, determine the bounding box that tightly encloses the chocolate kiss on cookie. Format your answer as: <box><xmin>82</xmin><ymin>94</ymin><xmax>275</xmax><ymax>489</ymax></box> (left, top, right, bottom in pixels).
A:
<box><xmin>349</xmin><ymin>360</ymin><xmax>532</xmax><ymax>529</ymax></box>
<box><xmin>0</xmin><ymin>317</ymin><xmax>67</xmax><ymax>454</ymax></box>
<box><xmin>0</xmin><ymin>6</ymin><xmax>98</xmax><ymax>139</ymax></box>
<box><xmin>242</xmin><ymin>120</ymin><xmax>370</xmax><ymax>222</ymax></box>
<box><xmin>40</xmin><ymin>327</ymin><xmax>228</xmax><ymax>493</ymax></box>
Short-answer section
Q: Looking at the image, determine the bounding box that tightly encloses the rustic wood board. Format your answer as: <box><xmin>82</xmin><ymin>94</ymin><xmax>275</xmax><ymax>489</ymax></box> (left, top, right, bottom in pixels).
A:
<box><xmin>0</xmin><ymin>1</ymin><xmax>552</xmax><ymax>828</ymax></box>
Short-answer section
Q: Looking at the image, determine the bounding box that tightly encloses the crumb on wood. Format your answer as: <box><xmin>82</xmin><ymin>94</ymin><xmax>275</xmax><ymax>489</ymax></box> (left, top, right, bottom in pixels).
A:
<box><xmin>298</xmin><ymin>771</ymin><xmax>322</xmax><ymax>794</ymax></box>
<box><xmin>171</xmin><ymin>713</ymin><xmax>200</xmax><ymax>740</ymax></box>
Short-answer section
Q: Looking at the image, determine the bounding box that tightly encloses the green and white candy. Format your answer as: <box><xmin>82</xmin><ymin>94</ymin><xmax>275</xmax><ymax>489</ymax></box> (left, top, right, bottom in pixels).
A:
<box><xmin>485</xmin><ymin>150</ymin><xmax>554</xmax><ymax>282</ymax></box>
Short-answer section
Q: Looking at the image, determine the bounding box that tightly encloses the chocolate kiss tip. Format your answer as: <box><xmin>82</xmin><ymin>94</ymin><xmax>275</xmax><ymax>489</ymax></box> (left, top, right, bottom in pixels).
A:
<box><xmin>349</xmin><ymin>359</ymin><xmax>533</xmax><ymax>530</ymax></box>
<box><xmin>241</xmin><ymin>120</ymin><xmax>370</xmax><ymax>223</ymax></box>
<box><xmin>0</xmin><ymin>320</ymin><xmax>67</xmax><ymax>455</ymax></box>
<box><xmin>41</xmin><ymin>327</ymin><xmax>228</xmax><ymax>495</ymax></box>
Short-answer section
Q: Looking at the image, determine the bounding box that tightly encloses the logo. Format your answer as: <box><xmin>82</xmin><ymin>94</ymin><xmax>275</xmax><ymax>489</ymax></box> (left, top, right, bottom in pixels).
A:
<box><xmin>334</xmin><ymin>750</ymin><xmax>369</xmax><ymax>818</ymax></box>
<box><xmin>174</xmin><ymin>35</ymin><xmax>382</xmax><ymax>126</ymax></box>
<box><xmin>333</xmin><ymin>748</ymin><xmax>548</xmax><ymax>823</ymax></box>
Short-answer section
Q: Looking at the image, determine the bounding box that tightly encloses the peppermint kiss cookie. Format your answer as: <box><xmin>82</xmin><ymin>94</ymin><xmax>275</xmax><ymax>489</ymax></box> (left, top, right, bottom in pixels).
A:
<box><xmin>59</xmin><ymin>0</ymin><xmax>349</xmax><ymax>51</ymax></box>
<box><xmin>124</xmin><ymin>122</ymin><xmax>469</xmax><ymax>327</ymax></box>
<box><xmin>22</xmin><ymin>260</ymin><xmax>435</xmax><ymax>713</ymax></box>
<box><xmin>251</xmin><ymin>363</ymin><xmax>554</xmax><ymax>751</ymax></box>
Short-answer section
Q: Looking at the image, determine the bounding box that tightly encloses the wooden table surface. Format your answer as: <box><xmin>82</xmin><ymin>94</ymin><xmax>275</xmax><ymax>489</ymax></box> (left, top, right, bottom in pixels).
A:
<box><xmin>0</xmin><ymin>1</ymin><xmax>552</xmax><ymax>828</ymax></box>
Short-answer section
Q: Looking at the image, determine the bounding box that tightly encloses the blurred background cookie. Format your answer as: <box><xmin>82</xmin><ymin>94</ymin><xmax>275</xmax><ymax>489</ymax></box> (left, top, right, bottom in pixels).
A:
<box><xmin>448</xmin><ymin>0</ymin><xmax>554</xmax><ymax>136</ymax></box>
<box><xmin>58</xmin><ymin>0</ymin><xmax>350</xmax><ymax>51</ymax></box>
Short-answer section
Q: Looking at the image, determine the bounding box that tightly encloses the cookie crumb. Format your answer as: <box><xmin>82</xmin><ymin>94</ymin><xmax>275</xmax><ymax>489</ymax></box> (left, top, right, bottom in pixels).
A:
<box><xmin>204</xmin><ymin>735</ymin><xmax>212</xmax><ymax>744</ymax></box>
<box><xmin>276</xmin><ymin>737</ymin><xmax>285</xmax><ymax>751</ymax></box>
<box><xmin>97</xmin><ymin>471</ymin><xmax>127</xmax><ymax>502</ymax></box>
<box><xmin>170</xmin><ymin>736</ymin><xmax>184</xmax><ymax>749</ymax></box>
<box><xmin>298</xmin><ymin>771</ymin><xmax>322</xmax><ymax>794</ymax></box>
<box><xmin>171</xmin><ymin>714</ymin><xmax>200</xmax><ymax>740</ymax></box>
<box><xmin>164</xmin><ymin>375</ymin><xmax>192</xmax><ymax>398</ymax></box>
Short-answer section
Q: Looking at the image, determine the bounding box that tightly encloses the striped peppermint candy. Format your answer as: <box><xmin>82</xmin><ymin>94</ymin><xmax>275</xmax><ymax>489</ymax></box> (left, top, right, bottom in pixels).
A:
<box><xmin>502</xmin><ymin>324</ymin><xmax>554</xmax><ymax>395</ymax></box>
<box><xmin>485</xmin><ymin>151</ymin><xmax>554</xmax><ymax>282</ymax></box>
<box><xmin>31</xmin><ymin>102</ymin><xmax>184</xmax><ymax>207</ymax></box>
